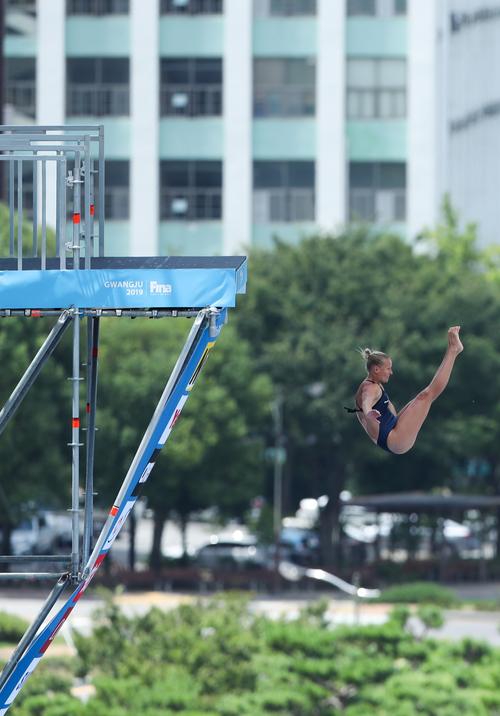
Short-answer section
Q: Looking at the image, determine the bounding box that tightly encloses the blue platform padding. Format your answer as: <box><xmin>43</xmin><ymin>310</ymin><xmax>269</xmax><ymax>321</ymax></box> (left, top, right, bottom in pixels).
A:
<box><xmin>0</xmin><ymin>257</ymin><xmax>247</xmax><ymax>309</ymax></box>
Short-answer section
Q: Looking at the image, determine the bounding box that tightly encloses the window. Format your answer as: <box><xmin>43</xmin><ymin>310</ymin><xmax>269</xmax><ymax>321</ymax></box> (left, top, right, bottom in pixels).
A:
<box><xmin>160</xmin><ymin>58</ymin><xmax>222</xmax><ymax>116</ymax></box>
<box><xmin>349</xmin><ymin>162</ymin><xmax>406</xmax><ymax>223</ymax></box>
<box><xmin>253</xmin><ymin>161</ymin><xmax>315</xmax><ymax>222</ymax></box>
<box><xmin>66</xmin><ymin>58</ymin><xmax>130</xmax><ymax>117</ymax></box>
<box><xmin>5</xmin><ymin>58</ymin><xmax>36</xmax><ymax>119</ymax></box>
<box><xmin>254</xmin><ymin>58</ymin><xmax>316</xmax><ymax>117</ymax></box>
<box><xmin>6</xmin><ymin>0</ymin><xmax>36</xmax><ymax>38</ymax></box>
<box><xmin>347</xmin><ymin>58</ymin><xmax>406</xmax><ymax>118</ymax></box>
<box><xmin>160</xmin><ymin>161</ymin><xmax>222</xmax><ymax>220</ymax></box>
<box><xmin>67</xmin><ymin>0</ymin><xmax>129</xmax><ymax>14</ymax></box>
<box><xmin>105</xmin><ymin>161</ymin><xmax>129</xmax><ymax>219</ymax></box>
<box><xmin>254</xmin><ymin>0</ymin><xmax>316</xmax><ymax>16</ymax></box>
<box><xmin>161</xmin><ymin>0</ymin><xmax>223</xmax><ymax>14</ymax></box>
<box><xmin>347</xmin><ymin>0</ymin><xmax>406</xmax><ymax>17</ymax></box>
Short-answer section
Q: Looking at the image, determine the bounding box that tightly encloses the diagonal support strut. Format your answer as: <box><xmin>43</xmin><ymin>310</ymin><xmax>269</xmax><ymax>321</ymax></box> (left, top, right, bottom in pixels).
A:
<box><xmin>0</xmin><ymin>307</ymin><xmax>227</xmax><ymax>714</ymax></box>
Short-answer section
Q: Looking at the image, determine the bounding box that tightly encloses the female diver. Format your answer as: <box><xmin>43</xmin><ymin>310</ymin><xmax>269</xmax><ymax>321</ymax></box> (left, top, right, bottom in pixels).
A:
<box><xmin>351</xmin><ymin>326</ymin><xmax>463</xmax><ymax>454</ymax></box>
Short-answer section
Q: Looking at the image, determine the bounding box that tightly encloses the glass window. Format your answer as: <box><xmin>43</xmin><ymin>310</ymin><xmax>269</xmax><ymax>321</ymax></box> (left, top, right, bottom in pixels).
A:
<box><xmin>346</xmin><ymin>57</ymin><xmax>406</xmax><ymax>119</ymax></box>
<box><xmin>346</xmin><ymin>59</ymin><xmax>376</xmax><ymax>87</ymax></box>
<box><xmin>67</xmin><ymin>59</ymin><xmax>96</xmax><ymax>84</ymax></box>
<box><xmin>269</xmin><ymin>0</ymin><xmax>316</xmax><ymax>15</ymax></box>
<box><xmin>254</xmin><ymin>58</ymin><xmax>316</xmax><ymax>117</ymax></box>
<box><xmin>161</xmin><ymin>0</ymin><xmax>223</xmax><ymax>14</ymax></box>
<box><xmin>349</xmin><ymin>161</ymin><xmax>406</xmax><ymax>222</ymax></box>
<box><xmin>66</xmin><ymin>58</ymin><xmax>130</xmax><ymax>117</ymax></box>
<box><xmin>67</xmin><ymin>0</ymin><xmax>129</xmax><ymax>14</ymax></box>
<box><xmin>347</xmin><ymin>0</ymin><xmax>406</xmax><ymax>16</ymax></box>
<box><xmin>160</xmin><ymin>160</ymin><xmax>222</xmax><ymax>220</ymax></box>
<box><xmin>378</xmin><ymin>59</ymin><xmax>406</xmax><ymax>87</ymax></box>
<box><xmin>253</xmin><ymin>161</ymin><xmax>315</xmax><ymax>222</ymax></box>
<box><xmin>6</xmin><ymin>0</ymin><xmax>36</xmax><ymax>38</ymax></box>
<box><xmin>5</xmin><ymin>57</ymin><xmax>36</xmax><ymax>119</ymax></box>
<box><xmin>160</xmin><ymin>58</ymin><xmax>222</xmax><ymax>117</ymax></box>
<box><xmin>346</xmin><ymin>0</ymin><xmax>376</xmax><ymax>15</ymax></box>
<box><xmin>105</xmin><ymin>160</ymin><xmax>129</xmax><ymax>220</ymax></box>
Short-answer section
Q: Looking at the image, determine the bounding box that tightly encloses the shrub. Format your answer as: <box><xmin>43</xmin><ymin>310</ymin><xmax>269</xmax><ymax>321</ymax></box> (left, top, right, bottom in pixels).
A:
<box><xmin>0</xmin><ymin>612</ymin><xmax>29</xmax><ymax>643</ymax></box>
<box><xmin>378</xmin><ymin>581</ymin><xmax>458</xmax><ymax>607</ymax></box>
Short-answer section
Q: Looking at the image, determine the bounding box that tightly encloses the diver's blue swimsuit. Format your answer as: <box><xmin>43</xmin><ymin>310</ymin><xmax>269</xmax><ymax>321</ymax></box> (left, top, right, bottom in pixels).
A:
<box><xmin>357</xmin><ymin>380</ymin><xmax>398</xmax><ymax>453</ymax></box>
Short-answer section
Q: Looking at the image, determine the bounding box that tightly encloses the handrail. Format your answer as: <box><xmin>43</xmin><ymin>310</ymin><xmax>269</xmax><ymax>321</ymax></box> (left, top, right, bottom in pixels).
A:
<box><xmin>279</xmin><ymin>561</ymin><xmax>380</xmax><ymax>599</ymax></box>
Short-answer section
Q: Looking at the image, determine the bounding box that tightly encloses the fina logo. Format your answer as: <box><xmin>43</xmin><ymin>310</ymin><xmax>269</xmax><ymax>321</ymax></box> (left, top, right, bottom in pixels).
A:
<box><xmin>149</xmin><ymin>280</ymin><xmax>172</xmax><ymax>295</ymax></box>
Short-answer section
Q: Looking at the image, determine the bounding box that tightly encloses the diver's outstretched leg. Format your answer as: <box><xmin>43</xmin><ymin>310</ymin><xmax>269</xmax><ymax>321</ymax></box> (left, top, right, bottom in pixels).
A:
<box><xmin>387</xmin><ymin>326</ymin><xmax>463</xmax><ymax>455</ymax></box>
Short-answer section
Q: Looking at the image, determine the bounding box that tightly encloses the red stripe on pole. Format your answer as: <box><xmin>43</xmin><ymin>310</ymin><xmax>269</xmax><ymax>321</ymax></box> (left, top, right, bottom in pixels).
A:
<box><xmin>92</xmin><ymin>347</ymin><xmax>98</xmax><ymax>358</ymax></box>
<box><xmin>86</xmin><ymin>403</ymin><xmax>91</xmax><ymax>414</ymax></box>
<box><xmin>31</xmin><ymin>310</ymin><xmax>41</xmax><ymax>318</ymax></box>
<box><xmin>73</xmin><ymin>213</ymin><xmax>81</xmax><ymax>224</ymax></box>
<box><xmin>110</xmin><ymin>505</ymin><xmax>119</xmax><ymax>516</ymax></box>
<box><xmin>72</xmin><ymin>418</ymin><xmax>80</xmax><ymax>428</ymax></box>
<box><xmin>90</xmin><ymin>204</ymin><xmax>95</xmax><ymax>216</ymax></box>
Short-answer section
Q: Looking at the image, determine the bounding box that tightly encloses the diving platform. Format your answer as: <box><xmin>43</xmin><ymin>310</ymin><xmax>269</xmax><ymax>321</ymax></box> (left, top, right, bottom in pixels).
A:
<box><xmin>0</xmin><ymin>125</ymin><xmax>247</xmax><ymax>713</ymax></box>
<box><xmin>0</xmin><ymin>256</ymin><xmax>247</xmax><ymax>311</ymax></box>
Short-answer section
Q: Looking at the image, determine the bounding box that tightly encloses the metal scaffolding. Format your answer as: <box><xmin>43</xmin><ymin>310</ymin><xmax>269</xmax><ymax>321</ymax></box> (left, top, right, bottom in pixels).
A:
<box><xmin>0</xmin><ymin>125</ymin><xmax>247</xmax><ymax>714</ymax></box>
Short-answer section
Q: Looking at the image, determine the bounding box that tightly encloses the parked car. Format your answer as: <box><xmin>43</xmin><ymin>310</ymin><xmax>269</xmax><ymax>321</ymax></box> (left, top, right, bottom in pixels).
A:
<box><xmin>11</xmin><ymin>510</ymin><xmax>72</xmax><ymax>556</ymax></box>
<box><xmin>194</xmin><ymin>536</ymin><xmax>269</xmax><ymax>571</ymax></box>
<box><xmin>280</xmin><ymin>519</ymin><xmax>320</xmax><ymax>565</ymax></box>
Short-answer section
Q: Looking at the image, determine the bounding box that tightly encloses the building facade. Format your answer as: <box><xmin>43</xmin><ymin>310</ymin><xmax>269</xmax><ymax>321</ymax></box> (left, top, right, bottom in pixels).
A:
<box><xmin>4</xmin><ymin>0</ymin><xmax>500</xmax><ymax>256</ymax></box>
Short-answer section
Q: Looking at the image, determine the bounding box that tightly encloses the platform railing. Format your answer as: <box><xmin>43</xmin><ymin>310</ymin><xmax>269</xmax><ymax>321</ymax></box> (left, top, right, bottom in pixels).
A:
<box><xmin>0</xmin><ymin>125</ymin><xmax>104</xmax><ymax>268</ymax></box>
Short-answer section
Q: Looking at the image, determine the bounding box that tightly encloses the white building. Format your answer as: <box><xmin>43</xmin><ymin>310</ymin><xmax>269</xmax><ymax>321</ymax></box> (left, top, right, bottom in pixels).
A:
<box><xmin>4</xmin><ymin>0</ymin><xmax>500</xmax><ymax>255</ymax></box>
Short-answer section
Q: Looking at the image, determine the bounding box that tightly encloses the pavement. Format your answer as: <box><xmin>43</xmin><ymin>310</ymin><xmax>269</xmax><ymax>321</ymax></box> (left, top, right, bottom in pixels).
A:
<box><xmin>0</xmin><ymin>581</ymin><xmax>500</xmax><ymax>659</ymax></box>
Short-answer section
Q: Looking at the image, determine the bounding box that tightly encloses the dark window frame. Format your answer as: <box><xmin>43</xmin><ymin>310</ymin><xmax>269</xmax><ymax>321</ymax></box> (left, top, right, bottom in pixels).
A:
<box><xmin>160</xmin><ymin>160</ymin><xmax>223</xmax><ymax>221</ymax></box>
<box><xmin>349</xmin><ymin>161</ymin><xmax>406</xmax><ymax>222</ymax></box>
<box><xmin>253</xmin><ymin>160</ymin><xmax>315</xmax><ymax>222</ymax></box>
<box><xmin>160</xmin><ymin>0</ymin><xmax>223</xmax><ymax>15</ymax></box>
<box><xmin>253</xmin><ymin>57</ymin><xmax>316</xmax><ymax>118</ymax></box>
<box><xmin>105</xmin><ymin>160</ymin><xmax>130</xmax><ymax>220</ymax></box>
<box><xmin>66</xmin><ymin>57</ymin><xmax>130</xmax><ymax>117</ymax></box>
<box><xmin>66</xmin><ymin>0</ymin><xmax>129</xmax><ymax>16</ymax></box>
<box><xmin>346</xmin><ymin>56</ymin><xmax>406</xmax><ymax>119</ymax></box>
<box><xmin>160</xmin><ymin>58</ymin><xmax>223</xmax><ymax>117</ymax></box>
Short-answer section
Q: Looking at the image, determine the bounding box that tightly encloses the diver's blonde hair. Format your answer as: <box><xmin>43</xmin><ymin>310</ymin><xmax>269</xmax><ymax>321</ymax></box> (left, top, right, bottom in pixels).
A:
<box><xmin>359</xmin><ymin>348</ymin><xmax>389</xmax><ymax>371</ymax></box>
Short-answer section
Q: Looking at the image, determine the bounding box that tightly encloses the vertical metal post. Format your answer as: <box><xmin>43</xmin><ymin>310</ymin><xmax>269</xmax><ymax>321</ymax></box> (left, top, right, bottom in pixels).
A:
<box><xmin>84</xmin><ymin>137</ymin><xmax>91</xmax><ymax>268</ymax></box>
<box><xmin>82</xmin><ymin>316</ymin><xmax>100</xmax><ymax>566</ymax></box>
<box><xmin>98</xmin><ymin>125</ymin><xmax>105</xmax><ymax>256</ymax></box>
<box><xmin>61</xmin><ymin>155</ymin><xmax>67</xmax><ymax>269</ymax></box>
<box><xmin>70</xmin><ymin>312</ymin><xmax>81</xmax><ymax>578</ymax></box>
<box><xmin>32</xmin><ymin>156</ymin><xmax>38</xmax><ymax>257</ymax></box>
<box><xmin>272</xmin><ymin>391</ymin><xmax>285</xmax><ymax>586</ymax></box>
<box><xmin>89</xmin><ymin>159</ymin><xmax>95</xmax><ymax>259</ymax></box>
<box><xmin>8</xmin><ymin>155</ymin><xmax>14</xmax><ymax>257</ymax></box>
<box><xmin>17</xmin><ymin>159</ymin><xmax>23</xmax><ymax>270</ymax></box>
<box><xmin>41</xmin><ymin>160</ymin><xmax>47</xmax><ymax>270</ymax></box>
<box><xmin>55</xmin><ymin>156</ymin><xmax>61</xmax><ymax>261</ymax></box>
<box><xmin>73</xmin><ymin>152</ymin><xmax>81</xmax><ymax>267</ymax></box>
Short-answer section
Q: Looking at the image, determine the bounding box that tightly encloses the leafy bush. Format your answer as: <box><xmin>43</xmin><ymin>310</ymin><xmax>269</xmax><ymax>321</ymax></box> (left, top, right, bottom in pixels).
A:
<box><xmin>378</xmin><ymin>581</ymin><xmax>458</xmax><ymax>607</ymax></box>
<box><xmin>11</xmin><ymin>593</ymin><xmax>500</xmax><ymax>715</ymax></box>
<box><xmin>0</xmin><ymin>612</ymin><xmax>29</xmax><ymax>643</ymax></box>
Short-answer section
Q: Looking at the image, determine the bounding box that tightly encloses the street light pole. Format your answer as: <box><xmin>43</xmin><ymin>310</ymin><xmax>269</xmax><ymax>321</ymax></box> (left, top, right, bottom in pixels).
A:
<box><xmin>272</xmin><ymin>390</ymin><xmax>285</xmax><ymax>585</ymax></box>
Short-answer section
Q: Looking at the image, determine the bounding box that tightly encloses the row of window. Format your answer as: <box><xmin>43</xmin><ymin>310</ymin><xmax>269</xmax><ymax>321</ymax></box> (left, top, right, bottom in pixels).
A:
<box><xmin>13</xmin><ymin>159</ymin><xmax>405</xmax><ymax>224</ymax></box>
<box><xmin>103</xmin><ymin>160</ymin><xmax>406</xmax><ymax>223</ymax></box>
<box><xmin>64</xmin><ymin>0</ymin><xmax>407</xmax><ymax>17</ymax></box>
<box><xmin>6</xmin><ymin>0</ymin><xmax>406</xmax><ymax>19</ymax></box>
<box><xmin>6</xmin><ymin>57</ymin><xmax>406</xmax><ymax>120</ymax></box>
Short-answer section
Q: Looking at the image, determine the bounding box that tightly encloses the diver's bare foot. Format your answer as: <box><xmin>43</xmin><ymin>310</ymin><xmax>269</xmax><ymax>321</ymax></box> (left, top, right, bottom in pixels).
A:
<box><xmin>448</xmin><ymin>326</ymin><xmax>463</xmax><ymax>354</ymax></box>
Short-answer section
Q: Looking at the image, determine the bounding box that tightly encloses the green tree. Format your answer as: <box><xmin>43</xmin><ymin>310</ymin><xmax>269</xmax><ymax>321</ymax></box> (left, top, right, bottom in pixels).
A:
<box><xmin>235</xmin><ymin>212</ymin><xmax>500</xmax><ymax>565</ymax></box>
<box><xmin>94</xmin><ymin>317</ymin><xmax>271</xmax><ymax>567</ymax></box>
<box><xmin>0</xmin><ymin>205</ymin><xmax>71</xmax><ymax>551</ymax></box>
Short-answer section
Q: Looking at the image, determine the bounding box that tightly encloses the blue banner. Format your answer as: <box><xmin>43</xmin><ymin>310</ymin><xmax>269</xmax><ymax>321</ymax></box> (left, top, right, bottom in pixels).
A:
<box><xmin>0</xmin><ymin>267</ymin><xmax>246</xmax><ymax>309</ymax></box>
